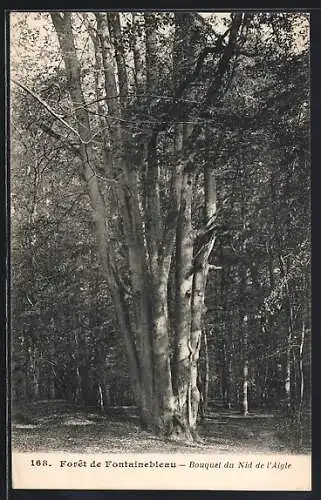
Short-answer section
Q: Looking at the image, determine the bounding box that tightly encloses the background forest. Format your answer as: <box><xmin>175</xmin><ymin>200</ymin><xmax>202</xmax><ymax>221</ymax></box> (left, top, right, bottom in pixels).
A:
<box><xmin>10</xmin><ymin>11</ymin><xmax>311</xmax><ymax>451</ymax></box>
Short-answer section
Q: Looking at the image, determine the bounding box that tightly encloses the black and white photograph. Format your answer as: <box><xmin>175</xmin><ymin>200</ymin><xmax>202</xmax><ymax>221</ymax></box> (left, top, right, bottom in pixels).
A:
<box><xmin>9</xmin><ymin>10</ymin><xmax>311</xmax><ymax>490</ymax></box>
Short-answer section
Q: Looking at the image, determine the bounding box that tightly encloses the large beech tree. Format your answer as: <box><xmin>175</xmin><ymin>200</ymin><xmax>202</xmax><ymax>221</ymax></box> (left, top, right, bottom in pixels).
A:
<box><xmin>47</xmin><ymin>12</ymin><xmax>244</xmax><ymax>437</ymax></box>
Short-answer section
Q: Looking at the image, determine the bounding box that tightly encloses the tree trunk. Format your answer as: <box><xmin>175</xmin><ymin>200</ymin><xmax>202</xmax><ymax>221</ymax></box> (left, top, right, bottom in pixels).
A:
<box><xmin>172</xmin><ymin>128</ymin><xmax>217</xmax><ymax>437</ymax></box>
<box><xmin>51</xmin><ymin>12</ymin><xmax>147</xmax><ymax>422</ymax></box>
<box><xmin>242</xmin><ymin>315</ymin><xmax>249</xmax><ymax>416</ymax></box>
<box><xmin>27</xmin><ymin>344</ymin><xmax>39</xmax><ymax>400</ymax></box>
<box><xmin>173</xmin><ymin>165</ymin><xmax>195</xmax><ymax>437</ymax></box>
<box><xmin>49</xmin><ymin>379</ymin><xmax>56</xmax><ymax>400</ymax></box>
<box><xmin>296</xmin><ymin>321</ymin><xmax>305</xmax><ymax>445</ymax></box>
<box><xmin>199</xmin><ymin>329</ymin><xmax>209</xmax><ymax>419</ymax></box>
<box><xmin>131</xmin><ymin>14</ymin><xmax>145</xmax><ymax>91</ymax></box>
<box><xmin>222</xmin><ymin>342</ymin><xmax>232</xmax><ymax>409</ymax></box>
<box><xmin>107</xmin><ymin>13</ymin><xmax>128</xmax><ymax>110</ymax></box>
<box><xmin>285</xmin><ymin>328</ymin><xmax>292</xmax><ymax>413</ymax></box>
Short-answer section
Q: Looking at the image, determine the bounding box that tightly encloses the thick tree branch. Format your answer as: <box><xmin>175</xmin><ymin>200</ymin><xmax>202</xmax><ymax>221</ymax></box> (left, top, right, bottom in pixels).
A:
<box><xmin>152</xmin><ymin>41</ymin><xmax>230</xmax><ymax>138</ymax></box>
<box><xmin>12</xmin><ymin>79</ymin><xmax>89</xmax><ymax>143</ymax></box>
<box><xmin>38</xmin><ymin>122</ymin><xmax>80</xmax><ymax>155</ymax></box>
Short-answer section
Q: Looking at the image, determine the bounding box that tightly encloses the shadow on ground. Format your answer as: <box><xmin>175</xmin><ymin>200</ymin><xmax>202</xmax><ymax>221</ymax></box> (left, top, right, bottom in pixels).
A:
<box><xmin>11</xmin><ymin>400</ymin><xmax>311</xmax><ymax>454</ymax></box>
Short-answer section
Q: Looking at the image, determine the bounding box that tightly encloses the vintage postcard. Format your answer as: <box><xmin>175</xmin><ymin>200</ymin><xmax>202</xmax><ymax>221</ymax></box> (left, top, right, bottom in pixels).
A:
<box><xmin>9</xmin><ymin>10</ymin><xmax>311</xmax><ymax>491</ymax></box>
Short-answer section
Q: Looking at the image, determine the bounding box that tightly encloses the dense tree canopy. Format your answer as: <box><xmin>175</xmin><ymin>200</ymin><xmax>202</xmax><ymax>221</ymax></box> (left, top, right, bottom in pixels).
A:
<box><xmin>11</xmin><ymin>11</ymin><xmax>310</xmax><ymax>441</ymax></box>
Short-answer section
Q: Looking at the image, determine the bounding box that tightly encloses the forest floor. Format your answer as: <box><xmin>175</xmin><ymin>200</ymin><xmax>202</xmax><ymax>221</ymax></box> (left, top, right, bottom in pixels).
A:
<box><xmin>11</xmin><ymin>400</ymin><xmax>311</xmax><ymax>454</ymax></box>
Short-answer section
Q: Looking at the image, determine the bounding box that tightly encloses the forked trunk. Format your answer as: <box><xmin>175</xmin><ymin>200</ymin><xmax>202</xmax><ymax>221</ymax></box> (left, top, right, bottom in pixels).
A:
<box><xmin>48</xmin><ymin>12</ymin><xmax>241</xmax><ymax>441</ymax></box>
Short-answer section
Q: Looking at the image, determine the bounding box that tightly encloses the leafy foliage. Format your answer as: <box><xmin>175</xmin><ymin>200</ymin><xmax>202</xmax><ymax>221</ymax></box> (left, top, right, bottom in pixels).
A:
<box><xmin>11</xmin><ymin>12</ymin><xmax>310</xmax><ymax>434</ymax></box>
